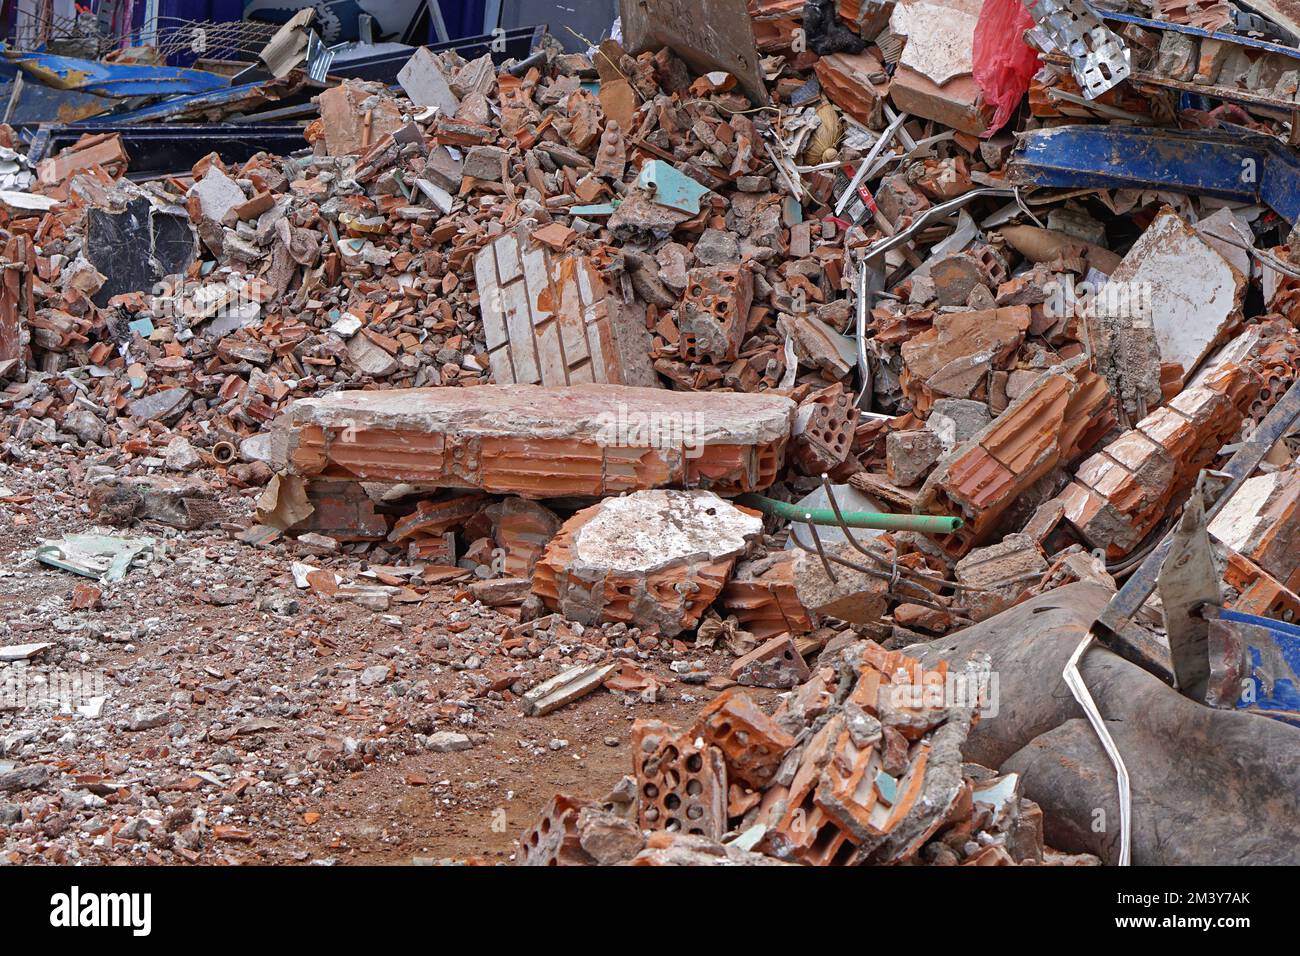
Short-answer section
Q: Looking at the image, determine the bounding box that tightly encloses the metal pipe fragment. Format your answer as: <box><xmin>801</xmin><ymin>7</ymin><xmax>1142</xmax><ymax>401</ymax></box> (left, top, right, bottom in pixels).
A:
<box><xmin>738</xmin><ymin>494</ymin><xmax>963</xmax><ymax>534</ymax></box>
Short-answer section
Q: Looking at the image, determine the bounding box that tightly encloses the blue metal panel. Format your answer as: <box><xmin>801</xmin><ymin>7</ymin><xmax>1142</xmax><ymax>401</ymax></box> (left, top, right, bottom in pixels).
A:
<box><xmin>1217</xmin><ymin>609</ymin><xmax>1300</xmax><ymax>726</ymax></box>
<box><xmin>67</xmin><ymin>78</ymin><xmax>276</xmax><ymax>122</ymax></box>
<box><xmin>0</xmin><ymin>43</ymin><xmax>230</xmax><ymax>96</ymax></box>
<box><xmin>1009</xmin><ymin>125</ymin><xmax>1300</xmax><ymax>224</ymax></box>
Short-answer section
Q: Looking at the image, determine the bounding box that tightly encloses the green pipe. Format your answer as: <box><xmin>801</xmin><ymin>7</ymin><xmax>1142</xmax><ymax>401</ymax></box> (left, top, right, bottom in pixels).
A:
<box><xmin>737</xmin><ymin>494</ymin><xmax>963</xmax><ymax>534</ymax></box>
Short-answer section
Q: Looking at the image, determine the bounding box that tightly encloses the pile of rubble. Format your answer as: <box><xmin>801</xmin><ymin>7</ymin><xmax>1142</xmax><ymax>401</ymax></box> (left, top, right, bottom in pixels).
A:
<box><xmin>4</xmin><ymin>0</ymin><xmax>1300</xmax><ymax>866</ymax></box>
<box><xmin>519</xmin><ymin>638</ymin><xmax>1090</xmax><ymax>866</ymax></box>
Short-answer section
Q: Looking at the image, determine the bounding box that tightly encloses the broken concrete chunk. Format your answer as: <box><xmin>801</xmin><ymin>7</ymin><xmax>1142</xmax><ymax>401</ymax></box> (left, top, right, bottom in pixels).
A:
<box><xmin>887</xmin><ymin>429</ymin><xmax>944</xmax><ymax>487</ymax></box>
<box><xmin>270</xmin><ymin>384</ymin><xmax>795</xmax><ymax>498</ymax></box>
<box><xmin>954</xmin><ymin>533</ymin><xmax>1047</xmax><ymax>621</ymax></box>
<box><xmin>533</xmin><ymin>490</ymin><xmax>763</xmax><ymax>636</ymax></box>
<box><xmin>397</xmin><ymin>46</ymin><xmax>460</xmax><ymax>115</ymax></box>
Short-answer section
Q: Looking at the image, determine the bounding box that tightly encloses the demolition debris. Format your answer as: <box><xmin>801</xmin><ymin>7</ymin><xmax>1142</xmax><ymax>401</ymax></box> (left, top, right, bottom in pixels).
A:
<box><xmin>2</xmin><ymin>0</ymin><xmax>1300</xmax><ymax>867</ymax></box>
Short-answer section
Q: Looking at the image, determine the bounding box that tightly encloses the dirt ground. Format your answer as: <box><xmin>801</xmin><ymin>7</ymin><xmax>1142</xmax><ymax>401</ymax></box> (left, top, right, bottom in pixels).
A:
<box><xmin>0</xmin><ymin>448</ymin><xmax>739</xmax><ymax>865</ymax></box>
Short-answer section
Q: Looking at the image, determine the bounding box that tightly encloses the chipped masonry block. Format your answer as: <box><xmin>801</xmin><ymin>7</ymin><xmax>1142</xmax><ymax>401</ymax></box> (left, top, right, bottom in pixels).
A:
<box><xmin>931</xmin><ymin>246</ymin><xmax>1008</xmax><ymax>307</ymax></box>
<box><xmin>388</xmin><ymin>494</ymin><xmax>486</xmax><ymax>542</ymax></box>
<box><xmin>487</xmin><ymin>497</ymin><xmax>561</xmax><ymax>578</ymax></box>
<box><xmin>1054</xmin><ymin>361</ymin><xmax>1261</xmax><ymax>558</ymax></box>
<box><xmin>532</xmin><ymin>490</ymin><xmax>762</xmax><ymax>637</ymax></box>
<box><xmin>396</xmin><ymin>46</ymin><xmax>460</xmax><ymax>115</ymax></box>
<box><xmin>730</xmin><ymin>634</ymin><xmax>811</xmax><ymax>688</ymax></box>
<box><xmin>632</xmin><ymin>720</ymin><xmax>729</xmax><ymax>840</ymax></box>
<box><xmin>790</xmin><ymin>540</ymin><xmax>891</xmax><ymax>625</ymax></box>
<box><xmin>900</xmin><ymin>306</ymin><xmax>1029</xmax><ymax>416</ymax></box>
<box><xmin>720</xmin><ymin>554</ymin><xmax>817</xmax><ymax>641</ymax></box>
<box><xmin>679</xmin><ymin>265</ymin><xmax>753</xmax><ymax>363</ymax></box>
<box><xmin>792</xmin><ymin>385</ymin><xmax>860</xmax><ymax>476</ymax></box>
<box><xmin>270</xmin><ymin>384</ymin><xmax>795</xmax><ymax>498</ymax></box>
<box><xmin>886</xmin><ymin>0</ymin><xmax>992</xmax><ymax>136</ymax></box>
<box><xmin>917</xmin><ymin>360</ymin><xmax>1113</xmax><ymax>558</ymax></box>
<box><xmin>1186</xmin><ymin>320</ymin><xmax>1300</xmax><ymax>425</ymax></box>
<box><xmin>720</xmin><ymin>540</ymin><xmax>894</xmax><ymax>640</ymax></box>
<box><xmin>474</xmin><ymin>230</ymin><xmax>657</xmax><ymax>387</ymax></box>
<box><xmin>691</xmin><ymin>689</ymin><xmax>797</xmax><ymax>788</ymax></box>
<box><xmin>814</xmin><ymin>51</ymin><xmax>889</xmax><ymax>127</ymax></box>
<box><xmin>517</xmin><ymin>794</ymin><xmax>598</xmax><ymax>865</ymax></box>
<box><xmin>889</xmin><ymin>68</ymin><xmax>991</xmax><ymax>138</ymax></box>
<box><xmin>1208</xmin><ymin>469</ymin><xmax>1300</xmax><ymax>591</ymax></box>
<box><xmin>838</xmin><ymin>0</ymin><xmax>894</xmax><ymax>38</ymax></box>
<box><xmin>1090</xmin><ymin>208</ymin><xmax>1244</xmax><ymax>417</ymax></box>
<box><xmin>954</xmin><ymin>533</ymin><xmax>1048</xmax><ymax>621</ymax></box>
<box><xmin>317</xmin><ymin>82</ymin><xmax>403</xmax><ymax>157</ymax></box>
<box><xmin>887</xmin><ymin>429</ymin><xmax>944</xmax><ymax>487</ymax></box>
<box><xmin>522</xmin><ymin>662</ymin><xmax>617</xmax><ymax>716</ymax></box>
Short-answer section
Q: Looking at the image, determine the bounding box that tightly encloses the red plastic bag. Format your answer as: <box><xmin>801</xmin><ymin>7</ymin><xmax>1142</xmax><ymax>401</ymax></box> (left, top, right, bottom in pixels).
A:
<box><xmin>972</xmin><ymin>0</ymin><xmax>1041</xmax><ymax>137</ymax></box>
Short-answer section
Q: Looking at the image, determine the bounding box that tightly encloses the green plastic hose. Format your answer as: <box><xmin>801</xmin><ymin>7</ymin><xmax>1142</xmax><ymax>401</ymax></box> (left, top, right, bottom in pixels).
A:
<box><xmin>737</xmin><ymin>494</ymin><xmax>963</xmax><ymax>534</ymax></box>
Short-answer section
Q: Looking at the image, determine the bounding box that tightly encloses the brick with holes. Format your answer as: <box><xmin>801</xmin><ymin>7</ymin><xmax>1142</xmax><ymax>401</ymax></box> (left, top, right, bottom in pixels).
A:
<box><xmin>691</xmin><ymin>688</ymin><xmax>797</xmax><ymax>788</ymax></box>
<box><xmin>679</xmin><ymin>265</ymin><xmax>754</xmax><ymax>363</ymax></box>
<box><xmin>632</xmin><ymin>720</ymin><xmax>728</xmax><ymax>840</ymax></box>
<box><xmin>516</xmin><ymin>793</ymin><xmax>599</xmax><ymax>865</ymax></box>
<box><xmin>793</xmin><ymin>385</ymin><xmax>860</xmax><ymax>476</ymax></box>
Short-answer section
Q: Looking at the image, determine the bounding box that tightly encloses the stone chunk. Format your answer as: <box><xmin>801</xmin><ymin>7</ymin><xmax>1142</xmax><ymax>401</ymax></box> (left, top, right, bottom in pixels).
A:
<box><xmin>397</xmin><ymin>46</ymin><xmax>461</xmax><ymax>115</ymax></box>
<box><xmin>886</xmin><ymin>429</ymin><xmax>943</xmax><ymax>487</ymax></box>
<box><xmin>954</xmin><ymin>533</ymin><xmax>1047</xmax><ymax>621</ymax></box>
<box><xmin>533</xmin><ymin>490</ymin><xmax>763</xmax><ymax>637</ymax></box>
<box><xmin>463</xmin><ymin>145</ymin><xmax>507</xmax><ymax>182</ymax></box>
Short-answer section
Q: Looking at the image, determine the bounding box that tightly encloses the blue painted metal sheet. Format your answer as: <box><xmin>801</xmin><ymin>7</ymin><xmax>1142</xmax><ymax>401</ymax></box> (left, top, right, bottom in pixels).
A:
<box><xmin>0</xmin><ymin>44</ymin><xmax>231</xmax><ymax>97</ymax></box>
<box><xmin>1009</xmin><ymin>125</ymin><xmax>1300</xmax><ymax>224</ymax></box>
<box><xmin>1217</xmin><ymin>608</ymin><xmax>1300</xmax><ymax>726</ymax></box>
<box><xmin>71</xmin><ymin>76</ymin><xmax>297</xmax><ymax>125</ymax></box>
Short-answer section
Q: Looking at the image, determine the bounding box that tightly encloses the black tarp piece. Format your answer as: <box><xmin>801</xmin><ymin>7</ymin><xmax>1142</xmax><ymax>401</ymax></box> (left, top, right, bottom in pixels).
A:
<box><xmin>86</xmin><ymin>195</ymin><xmax>198</xmax><ymax>307</ymax></box>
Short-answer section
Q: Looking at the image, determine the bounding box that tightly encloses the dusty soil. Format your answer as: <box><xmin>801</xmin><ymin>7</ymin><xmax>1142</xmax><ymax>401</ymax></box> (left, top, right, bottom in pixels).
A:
<box><xmin>0</xmin><ymin>448</ymin><xmax>737</xmax><ymax>865</ymax></box>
